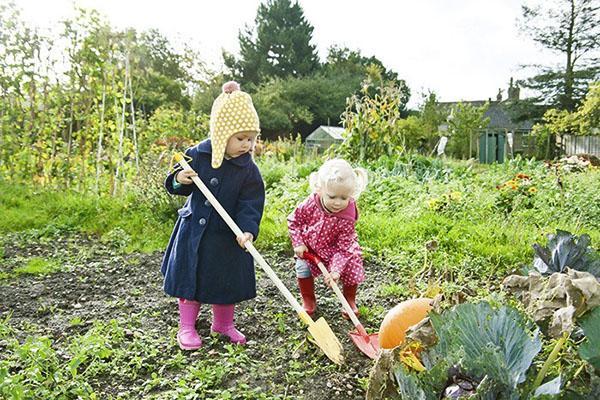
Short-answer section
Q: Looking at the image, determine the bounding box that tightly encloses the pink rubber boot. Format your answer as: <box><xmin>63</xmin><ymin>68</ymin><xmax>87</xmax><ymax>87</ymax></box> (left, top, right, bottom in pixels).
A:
<box><xmin>177</xmin><ymin>298</ymin><xmax>202</xmax><ymax>350</ymax></box>
<box><xmin>210</xmin><ymin>304</ymin><xmax>246</xmax><ymax>344</ymax></box>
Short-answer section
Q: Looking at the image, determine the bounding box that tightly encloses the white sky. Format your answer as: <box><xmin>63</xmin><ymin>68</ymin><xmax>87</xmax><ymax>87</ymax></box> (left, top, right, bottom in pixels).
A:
<box><xmin>14</xmin><ymin>0</ymin><xmax>563</xmax><ymax>108</ymax></box>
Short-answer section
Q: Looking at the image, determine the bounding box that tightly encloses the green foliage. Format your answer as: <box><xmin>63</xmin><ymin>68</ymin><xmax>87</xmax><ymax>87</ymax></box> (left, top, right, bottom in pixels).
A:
<box><xmin>252</xmin><ymin>78</ymin><xmax>316</xmax><ymax>136</ymax></box>
<box><xmin>0</xmin><ymin>313</ymin><xmax>306</xmax><ymax>399</ymax></box>
<box><xmin>130</xmin><ymin>28</ymin><xmax>199</xmax><ymax>114</ymax></box>
<box><xmin>393</xmin><ymin>302</ymin><xmax>544</xmax><ymax>399</ymax></box>
<box><xmin>324</xmin><ymin>46</ymin><xmax>397</xmax><ymax>82</ymax></box>
<box><xmin>1</xmin><ymin>148</ymin><xmax>600</xmax><ymax>397</ymax></box>
<box><xmin>0</xmin><ymin>334</ymin><xmax>97</xmax><ymax>398</ymax></box>
<box><xmin>579</xmin><ymin>307</ymin><xmax>600</xmax><ymax>372</ymax></box>
<box><xmin>224</xmin><ymin>0</ymin><xmax>319</xmax><ymax>85</ymax></box>
<box><xmin>338</xmin><ymin>72</ymin><xmax>410</xmax><ymax>162</ymax></box>
<box><xmin>13</xmin><ymin>257</ymin><xmax>60</xmax><ymax>276</ymax></box>
<box><xmin>578</xmin><ymin>81</ymin><xmax>600</xmax><ymax>134</ymax></box>
<box><xmin>396</xmin><ymin>116</ymin><xmax>430</xmax><ymax>152</ymax></box>
<box><xmin>143</xmin><ymin>105</ymin><xmax>208</xmax><ymax>153</ymax></box>
<box><xmin>253</xmin><ymin>76</ymin><xmax>334</xmax><ymax>137</ymax></box>
<box><xmin>323</xmin><ymin>45</ymin><xmax>410</xmax><ymax>100</ymax></box>
<box><xmin>0</xmin><ymin>181</ymin><xmax>173</xmax><ymax>253</ymax></box>
<box><xmin>495</xmin><ymin>173</ymin><xmax>538</xmax><ymax>213</ymax></box>
<box><xmin>532</xmin><ymin>82</ymin><xmax>600</xmax><ymax>140</ymax></box>
<box><xmin>518</xmin><ymin>0</ymin><xmax>599</xmax><ymax>111</ymax></box>
<box><xmin>0</xmin><ymin>3</ymin><xmax>203</xmax><ymax>195</ymax></box>
<box><xmin>446</xmin><ymin>101</ymin><xmax>490</xmax><ymax>159</ymax></box>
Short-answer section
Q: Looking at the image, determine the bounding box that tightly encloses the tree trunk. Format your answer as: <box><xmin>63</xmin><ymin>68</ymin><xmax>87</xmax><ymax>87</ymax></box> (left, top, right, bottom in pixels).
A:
<box><xmin>563</xmin><ymin>0</ymin><xmax>576</xmax><ymax>111</ymax></box>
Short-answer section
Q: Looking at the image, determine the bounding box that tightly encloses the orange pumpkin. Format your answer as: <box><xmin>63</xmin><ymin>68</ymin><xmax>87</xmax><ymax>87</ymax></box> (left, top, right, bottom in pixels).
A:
<box><xmin>379</xmin><ymin>298</ymin><xmax>433</xmax><ymax>349</ymax></box>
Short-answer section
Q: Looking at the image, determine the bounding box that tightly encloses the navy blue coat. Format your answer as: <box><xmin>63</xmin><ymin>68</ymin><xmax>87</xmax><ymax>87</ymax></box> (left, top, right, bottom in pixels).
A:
<box><xmin>160</xmin><ymin>139</ymin><xmax>265</xmax><ymax>304</ymax></box>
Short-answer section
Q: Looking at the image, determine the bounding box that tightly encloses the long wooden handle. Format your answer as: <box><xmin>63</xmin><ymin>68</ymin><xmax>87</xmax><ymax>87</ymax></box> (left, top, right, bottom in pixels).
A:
<box><xmin>174</xmin><ymin>154</ymin><xmax>307</xmax><ymax>319</ymax></box>
<box><xmin>305</xmin><ymin>253</ymin><xmax>367</xmax><ymax>334</ymax></box>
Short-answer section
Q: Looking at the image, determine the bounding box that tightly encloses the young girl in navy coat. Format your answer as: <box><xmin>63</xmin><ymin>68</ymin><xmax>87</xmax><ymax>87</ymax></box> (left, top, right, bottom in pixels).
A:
<box><xmin>161</xmin><ymin>82</ymin><xmax>265</xmax><ymax>350</ymax></box>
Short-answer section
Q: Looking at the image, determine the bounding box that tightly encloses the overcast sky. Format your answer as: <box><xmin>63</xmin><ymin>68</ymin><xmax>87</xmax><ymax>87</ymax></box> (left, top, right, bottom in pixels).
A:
<box><xmin>14</xmin><ymin>0</ymin><xmax>563</xmax><ymax>108</ymax></box>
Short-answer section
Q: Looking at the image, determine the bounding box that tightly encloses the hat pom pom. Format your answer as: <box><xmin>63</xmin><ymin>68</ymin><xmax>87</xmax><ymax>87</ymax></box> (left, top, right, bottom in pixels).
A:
<box><xmin>222</xmin><ymin>81</ymin><xmax>240</xmax><ymax>94</ymax></box>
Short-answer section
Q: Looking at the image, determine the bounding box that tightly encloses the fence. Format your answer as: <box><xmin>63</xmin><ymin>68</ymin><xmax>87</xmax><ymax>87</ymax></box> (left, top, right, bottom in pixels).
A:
<box><xmin>560</xmin><ymin>135</ymin><xmax>600</xmax><ymax>157</ymax></box>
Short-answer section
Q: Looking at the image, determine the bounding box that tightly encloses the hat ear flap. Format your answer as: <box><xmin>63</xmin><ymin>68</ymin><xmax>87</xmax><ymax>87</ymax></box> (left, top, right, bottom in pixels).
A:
<box><xmin>211</xmin><ymin>136</ymin><xmax>227</xmax><ymax>169</ymax></box>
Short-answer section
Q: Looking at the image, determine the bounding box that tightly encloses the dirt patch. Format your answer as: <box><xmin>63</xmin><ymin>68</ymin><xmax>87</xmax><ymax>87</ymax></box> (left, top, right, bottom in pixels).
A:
<box><xmin>0</xmin><ymin>232</ymin><xmax>388</xmax><ymax>399</ymax></box>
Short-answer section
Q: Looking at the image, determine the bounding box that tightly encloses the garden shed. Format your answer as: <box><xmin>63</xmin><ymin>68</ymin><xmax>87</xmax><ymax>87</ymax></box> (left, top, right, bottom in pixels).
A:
<box><xmin>305</xmin><ymin>126</ymin><xmax>345</xmax><ymax>150</ymax></box>
<box><xmin>439</xmin><ymin>79</ymin><xmax>537</xmax><ymax>163</ymax></box>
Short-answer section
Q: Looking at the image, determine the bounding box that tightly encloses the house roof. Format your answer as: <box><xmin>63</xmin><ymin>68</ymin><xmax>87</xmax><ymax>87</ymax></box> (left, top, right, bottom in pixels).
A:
<box><xmin>439</xmin><ymin>100</ymin><xmax>535</xmax><ymax>131</ymax></box>
<box><xmin>307</xmin><ymin>125</ymin><xmax>346</xmax><ymax>140</ymax></box>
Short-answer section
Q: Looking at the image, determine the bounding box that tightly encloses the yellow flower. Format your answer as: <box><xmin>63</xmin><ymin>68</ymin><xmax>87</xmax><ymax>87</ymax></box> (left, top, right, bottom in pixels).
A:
<box><xmin>449</xmin><ymin>191</ymin><xmax>462</xmax><ymax>201</ymax></box>
<box><xmin>528</xmin><ymin>187</ymin><xmax>537</xmax><ymax>194</ymax></box>
<box><xmin>427</xmin><ymin>199</ymin><xmax>439</xmax><ymax>210</ymax></box>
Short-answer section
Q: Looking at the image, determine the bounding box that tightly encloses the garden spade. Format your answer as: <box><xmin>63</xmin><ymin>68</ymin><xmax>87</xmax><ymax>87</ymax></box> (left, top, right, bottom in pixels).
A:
<box><xmin>302</xmin><ymin>252</ymin><xmax>380</xmax><ymax>359</ymax></box>
<box><xmin>172</xmin><ymin>153</ymin><xmax>344</xmax><ymax>365</ymax></box>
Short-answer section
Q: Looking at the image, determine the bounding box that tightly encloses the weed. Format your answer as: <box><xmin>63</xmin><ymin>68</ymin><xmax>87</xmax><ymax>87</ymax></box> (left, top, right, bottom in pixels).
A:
<box><xmin>14</xmin><ymin>257</ymin><xmax>60</xmax><ymax>276</ymax></box>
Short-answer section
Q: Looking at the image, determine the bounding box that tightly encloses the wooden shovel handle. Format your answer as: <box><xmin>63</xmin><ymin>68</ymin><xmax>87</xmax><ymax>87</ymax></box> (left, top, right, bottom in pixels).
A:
<box><xmin>173</xmin><ymin>154</ymin><xmax>309</xmax><ymax>322</ymax></box>
<box><xmin>302</xmin><ymin>252</ymin><xmax>366</xmax><ymax>332</ymax></box>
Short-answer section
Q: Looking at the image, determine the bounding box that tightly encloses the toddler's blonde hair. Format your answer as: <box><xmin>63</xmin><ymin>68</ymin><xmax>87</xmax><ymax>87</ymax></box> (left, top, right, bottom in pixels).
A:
<box><xmin>309</xmin><ymin>159</ymin><xmax>368</xmax><ymax>199</ymax></box>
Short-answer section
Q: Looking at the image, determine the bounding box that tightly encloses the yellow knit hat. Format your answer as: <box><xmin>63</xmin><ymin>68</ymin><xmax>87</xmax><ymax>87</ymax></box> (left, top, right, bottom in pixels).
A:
<box><xmin>209</xmin><ymin>81</ymin><xmax>260</xmax><ymax>168</ymax></box>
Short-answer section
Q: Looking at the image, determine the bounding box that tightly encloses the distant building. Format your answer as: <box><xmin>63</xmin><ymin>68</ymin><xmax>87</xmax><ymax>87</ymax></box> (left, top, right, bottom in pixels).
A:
<box><xmin>305</xmin><ymin>126</ymin><xmax>345</xmax><ymax>150</ymax></box>
<box><xmin>439</xmin><ymin>78</ymin><xmax>537</xmax><ymax>163</ymax></box>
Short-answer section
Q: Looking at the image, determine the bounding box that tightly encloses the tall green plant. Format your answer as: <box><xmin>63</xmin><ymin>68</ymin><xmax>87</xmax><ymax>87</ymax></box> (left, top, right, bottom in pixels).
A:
<box><xmin>338</xmin><ymin>67</ymin><xmax>410</xmax><ymax>162</ymax></box>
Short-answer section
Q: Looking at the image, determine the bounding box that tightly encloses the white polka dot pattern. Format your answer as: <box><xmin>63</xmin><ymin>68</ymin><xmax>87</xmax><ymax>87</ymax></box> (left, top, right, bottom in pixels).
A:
<box><xmin>287</xmin><ymin>193</ymin><xmax>365</xmax><ymax>286</ymax></box>
<box><xmin>209</xmin><ymin>91</ymin><xmax>260</xmax><ymax>168</ymax></box>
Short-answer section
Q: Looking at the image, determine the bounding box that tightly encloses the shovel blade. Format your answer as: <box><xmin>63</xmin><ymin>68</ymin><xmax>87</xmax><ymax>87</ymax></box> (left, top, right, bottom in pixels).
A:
<box><xmin>349</xmin><ymin>331</ymin><xmax>380</xmax><ymax>360</ymax></box>
<box><xmin>307</xmin><ymin>317</ymin><xmax>344</xmax><ymax>365</ymax></box>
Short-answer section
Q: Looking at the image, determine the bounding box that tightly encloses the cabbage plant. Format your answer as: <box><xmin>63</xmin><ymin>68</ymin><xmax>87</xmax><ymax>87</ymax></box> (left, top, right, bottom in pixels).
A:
<box><xmin>391</xmin><ymin>302</ymin><xmax>558</xmax><ymax>399</ymax></box>
<box><xmin>530</xmin><ymin>230</ymin><xmax>600</xmax><ymax>278</ymax></box>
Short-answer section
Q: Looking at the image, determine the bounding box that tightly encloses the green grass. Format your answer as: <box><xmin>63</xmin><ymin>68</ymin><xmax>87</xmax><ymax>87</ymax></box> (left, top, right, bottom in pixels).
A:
<box><xmin>3</xmin><ymin>156</ymin><xmax>599</xmax><ymax>270</ymax></box>
<box><xmin>0</xmin><ymin>182</ymin><xmax>174</xmax><ymax>253</ymax></box>
<box><xmin>13</xmin><ymin>257</ymin><xmax>60</xmax><ymax>276</ymax></box>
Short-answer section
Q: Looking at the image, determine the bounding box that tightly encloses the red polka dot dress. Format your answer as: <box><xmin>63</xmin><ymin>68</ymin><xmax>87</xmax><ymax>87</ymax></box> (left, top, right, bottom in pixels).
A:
<box><xmin>287</xmin><ymin>193</ymin><xmax>364</xmax><ymax>286</ymax></box>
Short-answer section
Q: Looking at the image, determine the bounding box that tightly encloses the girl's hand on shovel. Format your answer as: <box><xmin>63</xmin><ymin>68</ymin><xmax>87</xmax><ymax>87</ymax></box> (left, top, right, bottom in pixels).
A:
<box><xmin>175</xmin><ymin>170</ymin><xmax>197</xmax><ymax>185</ymax></box>
<box><xmin>324</xmin><ymin>271</ymin><xmax>340</xmax><ymax>287</ymax></box>
<box><xmin>237</xmin><ymin>232</ymin><xmax>254</xmax><ymax>249</ymax></box>
<box><xmin>294</xmin><ymin>245</ymin><xmax>308</xmax><ymax>258</ymax></box>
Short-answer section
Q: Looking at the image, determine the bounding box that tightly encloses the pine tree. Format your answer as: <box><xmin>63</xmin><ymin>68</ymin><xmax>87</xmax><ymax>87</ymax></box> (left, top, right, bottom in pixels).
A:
<box><xmin>519</xmin><ymin>0</ymin><xmax>599</xmax><ymax>111</ymax></box>
<box><xmin>224</xmin><ymin>0</ymin><xmax>320</xmax><ymax>86</ymax></box>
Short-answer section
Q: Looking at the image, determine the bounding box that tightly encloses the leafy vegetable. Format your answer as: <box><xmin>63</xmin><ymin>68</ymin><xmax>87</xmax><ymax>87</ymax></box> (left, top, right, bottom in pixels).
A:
<box><xmin>579</xmin><ymin>307</ymin><xmax>600</xmax><ymax>372</ymax></box>
<box><xmin>430</xmin><ymin>302</ymin><xmax>542</xmax><ymax>393</ymax></box>
<box><xmin>391</xmin><ymin>302</ymin><xmax>546</xmax><ymax>399</ymax></box>
<box><xmin>531</xmin><ymin>230</ymin><xmax>600</xmax><ymax>277</ymax></box>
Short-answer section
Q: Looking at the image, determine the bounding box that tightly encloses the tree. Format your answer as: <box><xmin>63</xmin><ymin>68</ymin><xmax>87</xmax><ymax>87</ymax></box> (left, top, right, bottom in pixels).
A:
<box><xmin>130</xmin><ymin>29</ymin><xmax>198</xmax><ymax>115</ymax></box>
<box><xmin>447</xmin><ymin>102</ymin><xmax>490</xmax><ymax>159</ymax></box>
<box><xmin>418</xmin><ymin>91</ymin><xmax>446</xmax><ymax>144</ymax></box>
<box><xmin>519</xmin><ymin>0</ymin><xmax>600</xmax><ymax>111</ymax></box>
<box><xmin>251</xmin><ymin>73</ymin><xmax>354</xmax><ymax>138</ymax></box>
<box><xmin>223</xmin><ymin>0</ymin><xmax>319</xmax><ymax>86</ymax></box>
<box><xmin>532</xmin><ymin>81</ymin><xmax>600</xmax><ymax>139</ymax></box>
<box><xmin>323</xmin><ymin>46</ymin><xmax>401</xmax><ymax>85</ymax></box>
